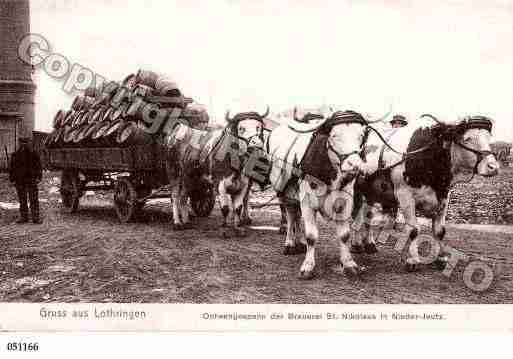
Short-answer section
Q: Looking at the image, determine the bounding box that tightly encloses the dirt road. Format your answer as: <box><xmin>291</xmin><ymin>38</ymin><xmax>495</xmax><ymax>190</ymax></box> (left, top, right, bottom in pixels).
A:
<box><xmin>0</xmin><ymin>186</ymin><xmax>512</xmax><ymax>303</ymax></box>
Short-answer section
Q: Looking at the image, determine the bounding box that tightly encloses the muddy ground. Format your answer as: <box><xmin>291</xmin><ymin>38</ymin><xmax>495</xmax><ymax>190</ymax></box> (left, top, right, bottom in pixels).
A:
<box><xmin>0</xmin><ymin>171</ymin><xmax>512</xmax><ymax>303</ymax></box>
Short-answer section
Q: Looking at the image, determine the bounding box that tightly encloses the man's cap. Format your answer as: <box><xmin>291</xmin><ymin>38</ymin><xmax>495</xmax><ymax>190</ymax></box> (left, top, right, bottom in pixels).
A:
<box><xmin>390</xmin><ymin>115</ymin><xmax>408</xmax><ymax>125</ymax></box>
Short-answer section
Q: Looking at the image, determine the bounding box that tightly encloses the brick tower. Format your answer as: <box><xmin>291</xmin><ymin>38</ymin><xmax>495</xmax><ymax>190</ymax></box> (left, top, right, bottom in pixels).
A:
<box><xmin>0</xmin><ymin>0</ymin><xmax>36</xmax><ymax>162</ymax></box>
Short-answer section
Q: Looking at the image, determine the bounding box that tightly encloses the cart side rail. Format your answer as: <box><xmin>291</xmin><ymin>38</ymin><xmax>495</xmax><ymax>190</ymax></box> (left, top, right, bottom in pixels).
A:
<box><xmin>44</xmin><ymin>145</ymin><xmax>162</xmax><ymax>172</ymax></box>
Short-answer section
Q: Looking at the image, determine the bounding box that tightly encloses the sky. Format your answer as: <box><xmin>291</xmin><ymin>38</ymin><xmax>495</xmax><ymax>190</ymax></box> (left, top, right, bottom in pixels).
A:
<box><xmin>30</xmin><ymin>0</ymin><xmax>513</xmax><ymax>141</ymax></box>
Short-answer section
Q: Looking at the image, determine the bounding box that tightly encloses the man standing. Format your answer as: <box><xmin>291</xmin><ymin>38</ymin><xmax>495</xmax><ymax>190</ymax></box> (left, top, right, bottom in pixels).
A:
<box><xmin>9</xmin><ymin>137</ymin><xmax>42</xmax><ymax>224</ymax></box>
<box><xmin>390</xmin><ymin>114</ymin><xmax>408</xmax><ymax>128</ymax></box>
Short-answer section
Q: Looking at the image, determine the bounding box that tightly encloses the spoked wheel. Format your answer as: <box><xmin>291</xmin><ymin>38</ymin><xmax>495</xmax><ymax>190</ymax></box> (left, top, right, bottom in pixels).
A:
<box><xmin>60</xmin><ymin>170</ymin><xmax>81</xmax><ymax>213</ymax></box>
<box><xmin>113</xmin><ymin>178</ymin><xmax>138</xmax><ymax>223</ymax></box>
<box><xmin>190</xmin><ymin>179</ymin><xmax>216</xmax><ymax>217</ymax></box>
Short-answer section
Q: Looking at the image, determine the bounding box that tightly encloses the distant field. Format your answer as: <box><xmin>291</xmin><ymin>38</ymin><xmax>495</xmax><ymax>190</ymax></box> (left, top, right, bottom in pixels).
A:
<box><xmin>447</xmin><ymin>166</ymin><xmax>513</xmax><ymax>224</ymax></box>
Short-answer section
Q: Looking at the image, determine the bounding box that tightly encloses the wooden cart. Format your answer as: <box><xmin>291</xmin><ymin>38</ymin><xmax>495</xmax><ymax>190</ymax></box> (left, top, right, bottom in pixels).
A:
<box><xmin>43</xmin><ymin>144</ymin><xmax>216</xmax><ymax>223</ymax></box>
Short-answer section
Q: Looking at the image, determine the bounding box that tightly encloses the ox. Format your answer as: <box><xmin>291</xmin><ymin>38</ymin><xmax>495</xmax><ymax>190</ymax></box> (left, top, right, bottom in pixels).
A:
<box><xmin>164</xmin><ymin>108</ymin><xmax>269</xmax><ymax>234</ymax></box>
<box><xmin>352</xmin><ymin>114</ymin><xmax>500</xmax><ymax>271</ymax></box>
<box><xmin>267</xmin><ymin>108</ymin><xmax>385</xmax><ymax>279</ymax></box>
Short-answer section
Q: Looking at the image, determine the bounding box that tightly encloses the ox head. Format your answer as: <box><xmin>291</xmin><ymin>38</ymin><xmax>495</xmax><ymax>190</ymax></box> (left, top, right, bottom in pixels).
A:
<box><xmin>319</xmin><ymin>111</ymin><xmax>377</xmax><ymax>180</ymax></box>
<box><xmin>421</xmin><ymin>114</ymin><xmax>500</xmax><ymax>177</ymax></box>
<box><xmin>291</xmin><ymin>106</ymin><xmax>391</xmax><ymax>179</ymax></box>
<box><xmin>225</xmin><ymin>106</ymin><xmax>269</xmax><ymax>150</ymax></box>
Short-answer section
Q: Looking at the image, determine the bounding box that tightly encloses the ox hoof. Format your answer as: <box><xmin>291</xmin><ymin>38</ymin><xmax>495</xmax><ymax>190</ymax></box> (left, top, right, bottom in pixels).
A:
<box><xmin>283</xmin><ymin>245</ymin><xmax>295</xmax><ymax>256</ymax></box>
<box><xmin>240</xmin><ymin>217</ymin><xmax>252</xmax><ymax>226</ymax></box>
<box><xmin>299</xmin><ymin>270</ymin><xmax>315</xmax><ymax>280</ymax></box>
<box><xmin>222</xmin><ymin>230</ymin><xmax>231</xmax><ymax>239</ymax></box>
<box><xmin>364</xmin><ymin>242</ymin><xmax>378</xmax><ymax>254</ymax></box>
<box><xmin>283</xmin><ymin>244</ymin><xmax>307</xmax><ymax>256</ymax></box>
<box><xmin>350</xmin><ymin>244</ymin><xmax>364</xmax><ymax>254</ymax></box>
<box><xmin>173</xmin><ymin>223</ymin><xmax>184</xmax><ymax>231</ymax></box>
<box><xmin>278</xmin><ymin>226</ymin><xmax>286</xmax><ymax>234</ymax></box>
<box><xmin>405</xmin><ymin>262</ymin><xmax>419</xmax><ymax>272</ymax></box>
<box><xmin>234</xmin><ymin>227</ymin><xmax>247</xmax><ymax>237</ymax></box>
<box><xmin>344</xmin><ymin>265</ymin><xmax>366</xmax><ymax>277</ymax></box>
<box><xmin>182</xmin><ymin>222</ymin><xmax>193</xmax><ymax>230</ymax></box>
<box><xmin>296</xmin><ymin>243</ymin><xmax>307</xmax><ymax>254</ymax></box>
<box><xmin>433</xmin><ymin>256</ymin><xmax>448</xmax><ymax>271</ymax></box>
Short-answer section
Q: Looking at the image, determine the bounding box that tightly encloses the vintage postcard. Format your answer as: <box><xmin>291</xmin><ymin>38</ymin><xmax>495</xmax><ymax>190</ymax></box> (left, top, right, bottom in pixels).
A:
<box><xmin>0</xmin><ymin>0</ymin><xmax>512</xmax><ymax>338</ymax></box>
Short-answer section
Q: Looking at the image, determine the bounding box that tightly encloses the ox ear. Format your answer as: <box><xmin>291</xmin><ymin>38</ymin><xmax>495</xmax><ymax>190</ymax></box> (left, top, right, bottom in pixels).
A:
<box><xmin>260</xmin><ymin>106</ymin><xmax>270</xmax><ymax>119</ymax></box>
<box><xmin>225</xmin><ymin>110</ymin><xmax>234</xmax><ymax>123</ymax></box>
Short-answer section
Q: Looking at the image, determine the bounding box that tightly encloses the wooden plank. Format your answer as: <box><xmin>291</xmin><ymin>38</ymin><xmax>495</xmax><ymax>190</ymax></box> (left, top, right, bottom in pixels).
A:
<box><xmin>45</xmin><ymin>145</ymin><xmax>159</xmax><ymax>172</ymax></box>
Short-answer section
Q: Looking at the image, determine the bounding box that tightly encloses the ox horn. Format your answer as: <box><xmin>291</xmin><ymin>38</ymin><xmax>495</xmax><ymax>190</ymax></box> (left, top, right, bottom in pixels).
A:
<box><xmin>225</xmin><ymin>110</ymin><xmax>233</xmax><ymax>123</ymax></box>
<box><xmin>260</xmin><ymin>106</ymin><xmax>270</xmax><ymax>119</ymax></box>
<box><xmin>366</xmin><ymin>104</ymin><xmax>393</xmax><ymax>124</ymax></box>
<box><xmin>420</xmin><ymin>113</ymin><xmax>444</xmax><ymax>125</ymax></box>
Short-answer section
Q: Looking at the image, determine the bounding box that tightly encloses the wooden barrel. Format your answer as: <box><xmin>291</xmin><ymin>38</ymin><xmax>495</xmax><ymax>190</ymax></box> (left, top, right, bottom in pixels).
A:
<box><xmin>100</xmin><ymin>119</ymin><xmax>124</xmax><ymax>147</ymax></box>
<box><xmin>72</xmin><ymin>124</ymin><xmax>89</xmax><ymax>144</ymax></box>
<box><xmin>60</xmin><ymin>110</ymin><xmax>73</xmax><ymax>127</ymax></box>
<box><xmin>71</xmin><ymin>96</ymin><xmax>84</xmax><ymax>111</ymax></box>
<box><xmin>83</xmin><ymin>96</ymin><xmax>96</xmax><ymax>109</ymax></box>
<box><xmin>61</xmin><ymin>110</ymin><xmax>74</xmax><ymax>127</ymax></box>
<box><xmin>91</xmin><ymin>121</ymin><xmax>111</xmax><ymax>139</ymax></box>
<box><xmin>51</xmin><ymin>129</ymin><xmax>63</xmax><ymax>147</ymax></box>
<box><xmin>53</xmin><ymin>110</ymin><xmax>65</xmax><ymax>128</ymax></box>
<box><xmin>62</xmin><ymin>125</ymin><xmax>76</xmax><ymax>144</ymax></box>
<box><xmin>71</xmin><ymin>96</ymin><xmax>95</xmax><ymax>111</ymax></box>
<box><xmin>102</xmin><ymin>107</ymin><xmax>114</xmax><ymax>122</ymax></box>
<box><xmin>102</xmin><ymin>119</ymin><xmax>124</xmax><ymax>138</ymax></box>
<box><xmin>84</xmin><ymin>121</ymin><xmax>106</xmax><ymax>146</ymax></box>
<box><xmin>82</xmin><ymin>121</ymin><xmax>102</xmax><ymax>142</ymax></box>
<box><xmin>75</xmin><ymin>127</ymin><xmax>91</xmax><ymax>146</ymax></box>
<box><xmin>124</xmin><ymin>100</ymin><xmax>145</xmax><ymax>119</ymax></box>
<box><xmin>110</xmin><ymin>105</ymin><xmax>127</xmax><ymax>122</ymax></box>
<box><xmin>132</xmin><ymin>84</ymin><xmax>153</xmax><ymax>99</ymax></box>
<box><xmin>88</xmin><ymin>121</ymin><xmax>111</xmax><ymax>147</ymax></box>
<box><xmin>155</xmin><ymin>77</ymin><xmax>181</xmax><ymax>97</ymax></box>
<box><xmin>116</xmin><ymin>121</ymin><xmax>153</xmax><ymax>146</ymax></box>
<box><xmin>135</xmin><ymin>69</ymin><xmax>159</xmax><ymax>88</ymax></box>
<box><xmin>86</xmin><ymin>109</ymin><xmax>96</xmax><ymax>126</ymax></box>
<box><xmin>84</xmin><ymin>86</ymin><xmax>97</xmax><ymax>98</ymax></box>
<box><xmin>125</xmin><ymin>101</ymin><xmax>163</xmax><ymax>123</ymax></box>
<box><xmin>92</xmin><ymin>93</ymin><xmax>110</xmax><ymax>108</ymax></box>
<box><xmin>77</xmin><ymin>111</ymin><xmax>90</xmax><ymax>127</ymax></box>
<box><xmin>69</xmin><ymin>111</ymin><xmax>83</xmax><ymax>128</ymax></box>
<box><xmin>76</xmin><ymin>111</ymin><xmax>89</xmax><ymax>127</ymax></box>
<box><xmin>90</xmin><ymin>106</ymin><xmax>105</xmax><ymax>124</ymax></box>
<box><xmin>44</xmin><ymin>130</ymin><xmax>56</xmax><ymax>148</ymax></box>
<box><xmin>122</xmin><ymin>74</ymin><xmax>137</xmax><ymax>89</ymax></box>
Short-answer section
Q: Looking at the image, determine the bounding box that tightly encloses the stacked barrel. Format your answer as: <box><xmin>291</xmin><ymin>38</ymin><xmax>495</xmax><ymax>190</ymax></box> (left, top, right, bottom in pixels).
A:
<box><xmin>45</xmin><ymin>70</ymin><xmax>208</xmax><ymax>148</ymax></box>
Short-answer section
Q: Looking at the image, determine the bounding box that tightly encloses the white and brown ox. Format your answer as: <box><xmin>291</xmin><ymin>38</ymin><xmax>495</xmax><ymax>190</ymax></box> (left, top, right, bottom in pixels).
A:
<box><xmin>164</xmin><ymin>108</ymin><xmax>269</xmax><ymax>234</ymax></box>
<box><xmin>352</xmin><ymin>114</ymin><xmax>500</xmax><ymax>271</ymax></box>
<box><xmin>267</xmin><ymin>109</ymin><xmax>386</xmax><ymax>279</ymax></box>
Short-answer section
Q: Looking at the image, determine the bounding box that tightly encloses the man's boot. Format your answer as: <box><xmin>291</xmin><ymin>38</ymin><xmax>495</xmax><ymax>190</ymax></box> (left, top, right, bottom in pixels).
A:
<box><xmin>29</xmin><ymin>184</ymin><xmax>41</xmax><ymax>224</ymax></box>
<box><xmin>16</xmin><ymin>217</ymin><xmax>28</xmax><ymax>224</ymax></box>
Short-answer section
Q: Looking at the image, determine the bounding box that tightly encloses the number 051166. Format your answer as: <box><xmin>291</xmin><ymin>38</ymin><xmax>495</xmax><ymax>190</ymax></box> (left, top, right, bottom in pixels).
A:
<box><xmin>7</xmin><ymin>342</ymin><xmax>39</xmax><ymax>351</ymax></box>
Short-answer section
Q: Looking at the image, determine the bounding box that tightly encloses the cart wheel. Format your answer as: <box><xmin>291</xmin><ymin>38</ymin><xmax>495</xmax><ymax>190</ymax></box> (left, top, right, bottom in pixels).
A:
<box><xmin>60</xmin><ymin>170</ymin><xmax>81</xmax><ymax>213</ymax></box>
<box><xmin>114</xmin><ymin>178</ymin><xmax>138</xmax><ymax>223</ymax></box>
<box><xmin>190</xmin><ymin>180</ymin><xmax>216</xmax><ymax>217</ymax></box>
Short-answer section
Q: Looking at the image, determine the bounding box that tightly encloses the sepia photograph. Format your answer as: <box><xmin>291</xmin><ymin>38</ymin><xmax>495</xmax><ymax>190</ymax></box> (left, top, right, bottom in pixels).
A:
<box><xmin>1</xmin><ymin>0</ymin><xmax>513</xmax><ymax>333</ymax></box>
